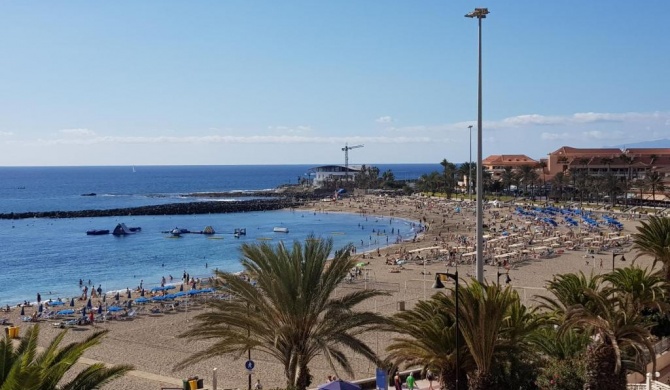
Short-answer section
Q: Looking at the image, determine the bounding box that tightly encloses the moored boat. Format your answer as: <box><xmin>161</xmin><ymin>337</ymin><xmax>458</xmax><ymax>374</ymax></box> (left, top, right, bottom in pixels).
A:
<box><xmin>86</xmin><ymin>229</ymin><xmax>109</xmax><ymax>235</ymax></box>
<box><xmin>273</xmin><ymin>227</ymin><xmax>289</xmax><ymax>233</ymax></box>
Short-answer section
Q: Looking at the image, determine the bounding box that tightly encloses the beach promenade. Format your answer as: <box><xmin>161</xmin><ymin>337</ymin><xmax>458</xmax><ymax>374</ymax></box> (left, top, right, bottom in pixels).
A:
<box><xmin>0</xmin><ymin>194</ymin><xmax>656</xmax><ymax>389</ymax></box>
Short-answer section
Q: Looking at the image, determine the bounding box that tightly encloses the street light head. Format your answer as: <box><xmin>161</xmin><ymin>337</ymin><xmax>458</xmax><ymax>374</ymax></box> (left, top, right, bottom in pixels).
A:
<box><xmin>465</xmin><ymin>8</ymin><xmax>490</xmax><ymax>18</ymax></box>
<box><xmin>432</xmin><ymin>275</ymin><xmax>446</xmax><ymax>289</ymax></box>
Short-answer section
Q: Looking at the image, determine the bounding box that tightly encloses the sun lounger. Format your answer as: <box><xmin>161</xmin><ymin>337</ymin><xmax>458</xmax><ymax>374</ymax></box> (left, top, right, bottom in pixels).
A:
<box><xmin>0</xmin><ymin>318</ymin><xmax>8</xmax><ymax>325</ymax></box>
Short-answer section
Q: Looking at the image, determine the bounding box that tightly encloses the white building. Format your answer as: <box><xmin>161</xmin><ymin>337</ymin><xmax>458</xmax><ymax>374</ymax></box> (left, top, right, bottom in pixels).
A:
<box><xmin>308</xmin><ymin>165</ymin><xmax>362</xmax><ymax>188</ymax></box>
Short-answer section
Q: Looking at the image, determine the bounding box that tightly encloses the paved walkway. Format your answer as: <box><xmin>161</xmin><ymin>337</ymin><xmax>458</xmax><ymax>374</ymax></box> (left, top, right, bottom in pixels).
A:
<box><xmin>78</xmin><ymin>356</ymin><xmax>184</xmax><ymax>386</ymax></box>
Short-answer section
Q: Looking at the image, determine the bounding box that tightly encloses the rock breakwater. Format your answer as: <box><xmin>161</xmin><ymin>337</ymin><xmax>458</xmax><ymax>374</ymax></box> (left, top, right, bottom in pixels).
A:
<box><xmin>0</xmin><ymin>198</ymin><xmax>305</xmax><ymax>220</ymax></box>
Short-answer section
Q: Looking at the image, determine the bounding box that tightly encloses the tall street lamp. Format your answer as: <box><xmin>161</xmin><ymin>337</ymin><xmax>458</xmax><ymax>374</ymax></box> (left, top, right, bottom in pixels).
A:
<box><xmin>612</xmin><ymin>252</ymin><xmax>626</xmax><ymax>271</ymax></box>
<box><xmin>468</xmin><ymin>125</ymin><xmax>473</xmax><ymax>201</ymax></box>
<box><xmin>466</xmin><ymin>7</ymin><xmax>489</xmax><ymax>283</ymax></box>
<box><xmin>433</xmin><ymin>272</ymin><xmax>460</xmax><ymax>389</ymax></box>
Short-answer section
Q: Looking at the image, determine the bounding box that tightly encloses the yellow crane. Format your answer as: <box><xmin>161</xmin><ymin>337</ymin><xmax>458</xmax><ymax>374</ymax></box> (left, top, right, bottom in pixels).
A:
<box><xmin>342</xmin><ymin>143</ymin><xmax>364</xmax><ymax>182</ymax></box>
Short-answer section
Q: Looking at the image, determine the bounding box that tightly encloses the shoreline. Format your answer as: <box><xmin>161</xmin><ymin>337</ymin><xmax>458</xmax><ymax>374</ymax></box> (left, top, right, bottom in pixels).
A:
<box><xmin>0</xmin><ymin>194</ymin><xmax>658</xmax><ymax>390</ymax></box>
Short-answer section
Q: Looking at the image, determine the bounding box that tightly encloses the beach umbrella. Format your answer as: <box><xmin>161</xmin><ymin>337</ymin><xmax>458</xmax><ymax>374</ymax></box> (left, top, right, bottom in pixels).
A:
<box><xmin>87</xmin><ymin>298</ymin><xmax>92</xmax><ymax>308</ymax></box>
<box><xmin>318</xmin><ymin>380</ymin><xmax>361</xmax><ymax>390</ymax></box>
<box><xmin>114</xmin><ymin>292</ymin><xmax>120</xmax><ymax>301</ymax></box>
<box><xmin>127</xmin><ymin>301</ymin><xmax>132</xmax><ymax>309</ymax></box>
<box><xmin>82</xmin><ymin>307</ymin><xmax>87</xmax><ymax>316</ymax></box>
<box><xmin>69</xmin><ymin>298</ymin><xmax>75</xmax><ymax>307</ymax></box>
<box><xmin>102</xmin><ymin>294</ymin><xmax>106</xmax><ymax>303</ymax></box>
<box><xmin>50</xmin><ymin>301</ymin><xmax>64</xmax><ymax>306</ymax></box>
<box><xmin>135</xmin><ymin>297</ymin><xmax>149</xmax><ymax>304</ymax></box>
<box><xmin>57</xmin><ymin>309</ymin><xmax>74</xmax><ymax>316</ymax></box>
<box><xmin>150</xmin><ymin>286</ymin><xmax>165</xmax><ymax>292</ymax></box>
<box><xmin>165</xmin><ymin>285</ymin><xmax>176</xmax><ymax>290</ymax></box>
<box><xmin>127</xmin><ymin>290</ymin><xmax>132</xmax><ymax>299</ymax></box>
<box><xmin>179</xmin><ymin>284</ymin><xmax>183</xmax><ymax>292</ymax></box>
<box><xmin>152</xmin><ymin>296</ymin><xmax>166</xmax><ymax>301</ymax></box>
<box><xmin>97</xmin><ymin>305</ymin><xmax>103</xmax><ymax>314</ymax></box>
<box><xmin>107</xmin><ymin>306</ymin><xmax>122</xmax><ymax>312</ymax></box>
<box><xmin>140</xmin><ymin>289</ymin><xmax>145</xmax><ymax>297</ymax></box>
<box><xmin>20</xmin><ymin>306</ymin><xmax>24</xmax><ymax>316</ymax></box>
<box><xmin>38</xmin><ymin>304</ymin><xmax>43</xmax><ymax>313</ymax></box>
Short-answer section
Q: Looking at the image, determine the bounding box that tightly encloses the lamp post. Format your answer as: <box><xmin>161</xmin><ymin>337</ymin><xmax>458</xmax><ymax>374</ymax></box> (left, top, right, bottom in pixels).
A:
<box><xmin>612</xmin><ymin>252</ymin><xmax>626</xmax><ymax>271</ymax></box>
<box><xmin>433</xmin><ymin>272</ymin><xmax>459</xmax><ymax>389</ymax></box>
<box><xmin>466</xmin><ymin>7</ymin><xmax>489</xmax><ymax>283</ymax></box>
<box><xmin>468</xmin><ymin>125</ymin><xmax>473</xmax><ymax>201</ymax></box>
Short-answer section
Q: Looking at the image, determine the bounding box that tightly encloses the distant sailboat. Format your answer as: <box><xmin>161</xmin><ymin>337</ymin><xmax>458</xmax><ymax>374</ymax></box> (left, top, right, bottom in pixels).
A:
<box><xmin>132</xmin><ymin>166</ymin><xmax>136</xmax><ymax>173</ymax></box>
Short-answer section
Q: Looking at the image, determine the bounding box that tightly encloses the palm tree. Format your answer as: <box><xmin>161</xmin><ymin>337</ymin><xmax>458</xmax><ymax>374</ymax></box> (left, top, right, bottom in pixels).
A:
<box><xmin>537</xmin><ymin>161</ymin><xmax>548</xmax><ymax>200</ymax></box>
<box><xmin>177</xmin><ymin>237</ymin><xmax>389</xmax><ymax>390</ymax></box>
<box><xmin>440</xmin><ymin>159</ymin><xmax>458</xmax><ymax>198</ymax></box>
<box><xmin>604</xmin><ymin>266</ymin><xmax>668</xmax><ymax>314</ymax></box>
<box><xmin>643</xmin><ymin>170</ymin><xmax>665</xmax><ymax>204</ymax></box>
<box><xmin>0</xmin><ymin>325</ymin><xmax>132</xmax><ymax>390</ymax></box>
<box><xmin>537</xmin><ymin>270</ymin><xmax>659</xmax><ymax>390</ymax></box>
<box><xmin>632</xmin><ymin>215</ymin><xmax>670</xmax><ymax>281</ymax></box>
<box><xmin>448</xmin><ymin>281</ymin><xmax>537</xmax><ymax>390</ymax></box>
<box><xmin>501</xmin><ymin>167</ymin><xmax>515</xmax><ymax>194</ymax></box>
<box><xmin>551</xmin><ymin>172</ymin><xmax>568</xmax><ymax>201</ymax></box>
<box><xmin>386</xmin><ymin>296</ymin><xmax>466</xmax><ymax>390</ymax></box>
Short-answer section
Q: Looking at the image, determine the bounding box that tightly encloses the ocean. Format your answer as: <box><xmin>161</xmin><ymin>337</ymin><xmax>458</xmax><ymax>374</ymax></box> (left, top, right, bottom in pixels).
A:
<box><xmin>0</xmin><ymin>164</ymin><xmax>438</xmax><ymax>306</ymax></box>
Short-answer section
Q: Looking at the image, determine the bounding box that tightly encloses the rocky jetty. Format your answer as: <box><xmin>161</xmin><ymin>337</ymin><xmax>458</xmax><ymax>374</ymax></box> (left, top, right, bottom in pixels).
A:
<box><xmin>0</xmin><ymin>198</ymin><xmax>306</xmax><ymax>220</ymax></box>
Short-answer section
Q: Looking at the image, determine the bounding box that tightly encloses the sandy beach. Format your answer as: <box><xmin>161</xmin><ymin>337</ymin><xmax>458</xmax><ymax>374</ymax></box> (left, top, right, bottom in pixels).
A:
<box><xmin>1</xmin><ymin>195</ymin><xmax>655</xmax><ymax>390</ymax></box>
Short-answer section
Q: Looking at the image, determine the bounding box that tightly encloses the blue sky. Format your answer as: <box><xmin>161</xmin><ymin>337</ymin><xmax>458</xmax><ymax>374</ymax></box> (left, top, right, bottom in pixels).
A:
<box><xmin>1</xmin><ymin>1</ymin><xmax>669</xmax><ymax>166</ymax></box>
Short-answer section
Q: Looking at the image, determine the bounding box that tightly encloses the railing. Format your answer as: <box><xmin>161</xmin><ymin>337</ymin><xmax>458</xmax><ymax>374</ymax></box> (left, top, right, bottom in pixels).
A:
<box><xmin>652</xmin><ymin>381</ymin><xmax>670</xmax><ymax>390</ymax></box>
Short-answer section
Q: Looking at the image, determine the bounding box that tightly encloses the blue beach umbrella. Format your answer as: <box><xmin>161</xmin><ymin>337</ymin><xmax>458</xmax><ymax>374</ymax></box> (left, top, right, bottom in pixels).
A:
<box><xmin>50</xmin><ymin>301</ymin><xmax>64</xmax><ymax>306</ymax></box>
<box><xmin>38</xmin><ymin>304</ymin><xmax>43</xmax><ymax>313</ymax></box>
<box><xmin>82</xmin><ymin>307</ymin><xmax>87</xmax><ymax>316</ymax></box>
<box><xmin>127</xmin><ymin>290</ymin><xmax>132</xmax><ymax>299</ymax></box>
<box><xmin>57</xmin><ymin>309</ymin><xmax>74</xmax><ymax>315</ymax></box>
<box><xmin>140</xmin><ymin>289</ymin><xmax>145</xmax><ymax>297</ymax></box>
<box><xmin>150</xmin><ymin>286</ymin><xmax>165</xmax><ymax>292</ymax></box>
<box><xmin>135</xmin><ymin>297</ymin><xmax>149</xmax><ymax>304</ymax></box>
<box><xmin>152</xmin><ymin>296</ymin><xmax>166</xmax><ymax>301</ymax></box>
<box><xmin>107</xmin><ymin>306</ymin><xmax>122</xmax><ymax>312</ymax></box>
<box><xmin>179</xmin><ymin>284</ymin><xmax>184</xmax><ymax>292</ymax></box>
<box><xmin>20</xmin><ymin>306</ymin><xmax>24</xmax><ymax>316</ymax></box>
<box><xmin>165</xmin><ymin>285</ymin><xmax>176</xmax><ymax>290</ymax></box>
<box><xmin>70</xmin><ymin>298</ymin><xmax>75</xmax><ymax>307</ymax></box>
<box><xmin>97</xmin><ymin>305</ymin><xmax>103</xmax><ymax>314</ymax></box>
<box><xmin>173</xmin><ymin>291</ymin><xmax>187</xmax><ymax>298</ymax></box>
<box><xmin>127</xmin><ymin>301</ymin><xmax>132</xmax><ymax>309</ymax></box>
<box><xmin>102</xmin><ymin>294</ymin><xmax>106</xmax><ymax>303</ymax></box>
<box><xmin>87</xmin><ymin>298</ymin><xmax>92</xmax><ymax>308</ymax></box>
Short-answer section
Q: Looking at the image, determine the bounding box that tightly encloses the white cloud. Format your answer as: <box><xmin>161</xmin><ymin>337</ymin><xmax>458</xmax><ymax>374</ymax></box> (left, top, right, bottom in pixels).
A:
<box><xmin>0</xmin><ymin>131</ymin><xmax>14</xmax><ymax>136</ymax></box>
<box><xmin>541</xmin><ymin>132</ymin><xmax>571</xmax><ymax>141</ymax></box>
<box><xmin>375</xmin><ymin>116</ymin><xmax>394</xmax><ymax>124</ymax></box>
<box><xmin>33</xmin><ymin>134</ymin><xmax>438</xmax><ymax>146</ymax></box>
<box><xmin>267</xmin><ymin>125</ymin><xmax>312</xmax><ymax>134</ymax></box>
<box><xmin>486</xmin><ymin>111</ymin><xmax>670</xmax><ymax>129</ymax></box>
<box><xmin>59</xmin><ymin>128</ymin><xmax>96</xmax><ymax>136</ymax></box>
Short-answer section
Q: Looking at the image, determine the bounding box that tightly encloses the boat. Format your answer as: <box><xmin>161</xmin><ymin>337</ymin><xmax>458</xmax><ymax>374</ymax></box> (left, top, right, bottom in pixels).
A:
<box><xmin>86</xmin><ymin>229</ymin><xmax>109</xmax><ymax>236</ymax></box>
<box><xmin>234</xmin><ymin>228</ymin><xmax>247</xmax><ymax>235</ymax></box>
<box><xmin>171</xmin><ymin>228</ymin><xmax>183</xmax><ymax>237</ymax></box>
<box><xmin>112</xmin><ymin>223</ymin><xmax>139</xmax><ymax>236</ymax></box>
<box><xmin>81</xmin><ymin>193</ymin><xmax>97</xmax><ymax>197</ymax></box>
<box><xmin>129</xmin><ymin>227</ymin><xmax>142</xmax><ymax>232</ymax></box>
<box><xmin>202</xmin><ymin>226</ymin><xmax>216</xmax><ymax>235</ymax></box>
<box><xmin>273</xmin><ymin>227</ymin><xmax>289</xmax><ymax>233</ymax></box>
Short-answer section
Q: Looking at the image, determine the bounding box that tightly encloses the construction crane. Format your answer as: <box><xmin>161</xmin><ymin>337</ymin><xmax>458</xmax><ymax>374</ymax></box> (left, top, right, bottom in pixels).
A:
<box><xmin>342</xmin><ymin>143</ymin><xmax>364</xmax><ymax>182</ymax></box>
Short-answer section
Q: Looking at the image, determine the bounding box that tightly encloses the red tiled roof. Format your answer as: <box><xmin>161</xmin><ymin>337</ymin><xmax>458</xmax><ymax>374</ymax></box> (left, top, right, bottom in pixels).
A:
<box><xmin>483</xmin><ymin>154</ymin><xmax>538</xmax><ymax>164</ymax></box>
<box><xmin>550</xmin><ymin>146</ymin><xmax>623</xmax><ymax>156</ymax></box>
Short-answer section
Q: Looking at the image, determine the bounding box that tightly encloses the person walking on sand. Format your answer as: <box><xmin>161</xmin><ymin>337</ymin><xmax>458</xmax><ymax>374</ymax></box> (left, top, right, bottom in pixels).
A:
<box><xmin>406</xmin><ymin>372</ymin><xmax>416</xmax><ymax>390</ymax></box>
<box><xmin>394</xmin><ymin>371</ymin><xmax>402</xmax><ymax>390</ymax></box>
<box><xmin>426</xmin><ymin>369</ymin><xmax>435</xmax><ymax>390</ymax></box>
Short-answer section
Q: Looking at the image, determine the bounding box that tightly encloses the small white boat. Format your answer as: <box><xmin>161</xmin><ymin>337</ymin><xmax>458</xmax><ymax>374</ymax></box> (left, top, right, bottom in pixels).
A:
<box><xmin>273</xmin><ymin>227</ymin><xmax>289</xmax><ymax>233</ymax></box>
